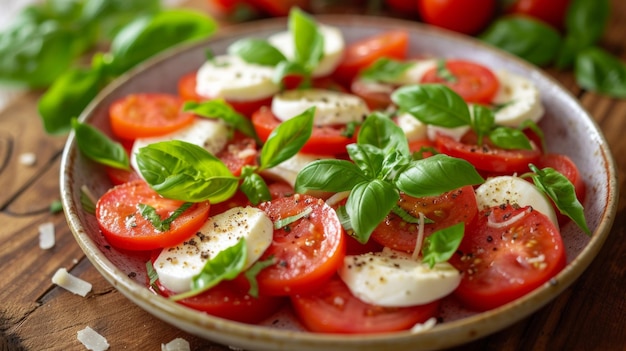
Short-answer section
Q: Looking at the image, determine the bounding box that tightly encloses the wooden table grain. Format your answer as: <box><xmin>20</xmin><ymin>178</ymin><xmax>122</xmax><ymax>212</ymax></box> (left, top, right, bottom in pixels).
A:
<box><xmin>1</xmin><ymin>1</ymin><xmax>625</xmax><ymax>350</ymax></box>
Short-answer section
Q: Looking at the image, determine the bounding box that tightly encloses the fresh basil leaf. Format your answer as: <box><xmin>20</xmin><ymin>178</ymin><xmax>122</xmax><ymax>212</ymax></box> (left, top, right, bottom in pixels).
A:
<box><xmin>565</xmin><ymin>0</ymin><xmax>610</xmax><ymax>50</ymax></box>
<box><xmin>183</xmin><ymin>100</ymin><xmax>260</xmax><ymax>143</ymax></box>
<box><xmin>554</xmin><ymin>34</ymin><xmax>580</xmax><ymax>70</ymax></box>
<box><xmin>347</xmin><ymin>143</ymin><xmax>385</xmax><ymax>179</ymax></box>
<box><xmin>240</xmin><ymin>171</ymin><xmax>271</xmax><ymax>206</ymax></box>
<box><xmin>273</xmin><ymin>60</ymin><xmax>311</xmax><ymax>88</ymax></box>
<box><xmin>259</xmin><ymin>107</ymin><xmax>314</xmax><ymax>170</ymax></box>
<box><xmin>357</xmin><ymin>112</ymin><xmax>410</xmax><ymax>156</ymax></box>
<box><xmin>138</xmin><ymin>202</ymin><xmax>192</xmax><ymax>232</ymax></box>
<box><xmin>145</xmin><ymin>260</ymin><xmax>159</xmax><ymax>291</ymax></box>
<box><xmin>489</xmin><ymin>126</ymin><xmax>532</xmax><ymax>150</ymax></box>
<box><xmin>392</xmin><ymin>205</ymin><xmax>434</xmax><ymax>224</ymax></box>
<box><xmin>274</xmin><ymin>207</ymin><xmax>313</xmax><ymax>230</ymax></box>
<box><xmin>289</xmin><ymin>7</ymin><xmax>324</xmax><ymax>71</ymax></box>
<box><xmin>471</xmin><ymin>104</ymin><xmax>495</xmax><ymax>143</ymax></box>
<box><xmin>520</xmin><ymin>119</ymin><xmax>547</xmax><ymax>153</ymax></box>
<box><xmin>171</xmin><ymin>238</ymin><xmax>247</xmax><ymax>301</ymax></box>
<box><xmin>395</xmin><ymin>154</ymin><xmax>484</xmax><ymax>198</ymax></box>
<box><xmin>49</xmin><ymin>200</ymin><xmax>63</xmax><ymax>214</ymax></box>
<box><xmin>136</xmin><ymin>140</ymin><xmax>239</xmax><ymax>203</ymax></box>
<box><xmin>109</xmin><ymin>9</ymin><xmax>216</xmax><ymax>75</ymax></box>
<box><xmin>575</xmin><ymin>47</ymin><xmax>626</xmax><ymax>98</ymax></box>
<box><xmin>81</xmin><ymin>0</ymin><xmax>162</xmax><ymax>40</ymax></box>
<box><xmin>295</xmin><ymin>159</ymin><xmax>369</xmax><ymax>193</ymax></box>
<box><xmin>359</xmin><ymin>57</ymin><xmax>414</xmax><ymax>83</ymax></box>
<box><xmin>346</xmin><ymin>179</ymin><xmax>399</xmax><ymax>243</ymax></box>
<box><xmin>228</xmin><ymin>38</ymin><xmax>287</xmax><ymax>66</ymax></box>
<box><xmin>391</xmin><ymin>84</ymin><xmax>471</xmax><ymax>128</ymax></box>
<box><xmin>436</xmin><ymin>59</ymin><xmax>457</xmax><ymax>83</ymax></box>
<box><xmin>479</xmin><ymin>16</ymin><xmax>562</xmax><ymax>66</ymax></box>
<box><xmin>335</xmin><ymin>205</ymin><xmax>353</xmax><ymax>231</ymax></box>
<box><xmin>380</xmin><ymin>149</ymin><xmax>411</xmax><ymax>183</ymax></box>
<box><xmin>422</xmin><ymin>222</ymin><xmax>464</xmax><ymax>268</ymax></box>
<box><xmin>244</xmin><ymin>256</ymin><xmax>276</xmax><ymax>298</ymax></box>
<box><xmin>80</xmin><ymin>186</ymin><xmax>97</xmax><ymax>215</ymax></box>
<box><xmin>71</xmin><ymin>119</ymin><xmax>130</xmax><ymax>169</ymax></box>
<box><xmin>529</xmin><ymin>164</ymin><xmax>591</xmax><ymax>235</ymax></box>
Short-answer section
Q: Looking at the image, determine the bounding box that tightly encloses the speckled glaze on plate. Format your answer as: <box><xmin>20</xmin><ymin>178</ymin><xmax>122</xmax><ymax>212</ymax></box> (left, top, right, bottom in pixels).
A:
<box><xmin>60</xmin><ymin>15</ymin><xmax>618</xmax><ymax>351</ymax></box>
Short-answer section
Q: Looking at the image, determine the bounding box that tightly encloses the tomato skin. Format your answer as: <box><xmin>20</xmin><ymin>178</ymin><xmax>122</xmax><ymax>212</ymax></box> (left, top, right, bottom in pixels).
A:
<box><xmin>420</xmin><ymin>60</ymin><xmax>500</xmax><ymax>104</ymax></box>
<box><xmin>450</xmin><ymin>204</ymin><xmax>566</xmax><ymax>311</ymax></box>
<box><xmin>216</xmin><ymin>132</ymin><xmax>259</xmax><ymax>177</ymax></box>
<box><xmin>109</xmin><ymin>93</ymin><xmax>196</xmax><ymax>140</ymax></box>
<box><xmin>96</xmin><ymin>180</ymin><xmax>211</xmax><ymax>250</ymax></box>
<box><xmin>370</xmin><ymin>186</ymin><xmax>478</xmax><ymax>253</ymax></box>
<box><xmin>350</xmin><ymin>79</ymin><xmax>395</xmax><ymax>110</ymax></box>
<box><xmin>507</xmin><ymin>0</ymin><xmax>571</xmax><ymax>29</ymax></box>
<box><xmin>251</xmin><ymin>106</ymin><xmax>358</xmax><ymax>155</ymax></box>
<box><xmin>291</xmin><ymin>276</ymin><xmax>440</xmax><ymax>334</ymax></box>
<box><xmin>386</xmin><ymin>0</ymin><xmax>419</xmax><ymax>15</ymax></box>
<box><xmin>255</xmin><ymin>194</ymin><xmax>346</xmax><ymax>296</ymax></box>
<box><xmin>104</xmin><ymin>166</ymin><xmax>141</xmax><ymax>186</ymax></box>
<box><xmin>434</xmin><ymin>132</ymin><xmax>541</xmax><ymax>174</ymax></box>
<box><xmin>333</xmin><ymin>30</ymin><xmax>409</xmax><ymax>87</ymax></box>
<box><xmin>417</xmin><ymin>0</ymin><xmax>496</xmax><ymax>35</ymax></box>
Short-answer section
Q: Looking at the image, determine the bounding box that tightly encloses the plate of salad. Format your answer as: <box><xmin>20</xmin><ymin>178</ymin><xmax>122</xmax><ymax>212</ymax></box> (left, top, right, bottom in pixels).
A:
<box><xmin>60</xmin><ymin>9</ymin><xmax>617</xmax><ymax>351</ymax></box>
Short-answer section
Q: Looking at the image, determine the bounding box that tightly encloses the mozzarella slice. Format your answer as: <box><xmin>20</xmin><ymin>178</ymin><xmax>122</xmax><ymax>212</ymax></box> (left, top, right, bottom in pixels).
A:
<box><xmin>271</xmin><ymin>88</ymin><xmax>369</xmax><ymax>126</ymax></box>
<box><xmin>338</xmin><ymin>248</ymin><xmax>461</xmax><ymax>307</ymax></box>
<box><xmin>261</xmin><ymin>152</ymin><xmax>331</xmax><ymax>188</ymax></box>
<box><xmin>392</xmin><ymin>59</ymin><xmax>438</xmax><ymax>85</ymax></box>
<box><xmin>396</xmin><ymin>112</ymin><xmax>427</xmax><ymax>142</ymax></box>
<box><xmin>492</xmin><ymin>70</ymin><xmax>544</xmax><ymax>127</ymax></box>
<box><xmin>426</xmin><ymin>125</ymin><xmax>471</xmax><ymax>142</ymax></box>
<box><xmin>268</xmin><ymin>25</ymin><xmax>344</xmax><ymax>77</ymax></box>
<box><xmin>130</xmin><ymin>119</ymin><xmax>229</xmax><ymax>176</ymax></box>
<box><xmin>474</xmin><ymin>175</ymin><xmax>559</xmax><ymax>229</ymax></box>
<box><xmin>195</xmin><ymin>54</ymin><xmax>280</xmax><ymax>101</ymax></box>
<box><xmin>154</xmin><ymin>206</ymin><xmax>273</xmax><ymax>293</ymax></box>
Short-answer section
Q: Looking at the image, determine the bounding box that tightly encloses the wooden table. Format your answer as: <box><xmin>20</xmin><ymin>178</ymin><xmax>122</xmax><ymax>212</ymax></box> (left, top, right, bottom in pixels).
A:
<box><xmin>1</xmin><ymin>1</ymin><xmax>625</xmax><ymax>350</ymax></box>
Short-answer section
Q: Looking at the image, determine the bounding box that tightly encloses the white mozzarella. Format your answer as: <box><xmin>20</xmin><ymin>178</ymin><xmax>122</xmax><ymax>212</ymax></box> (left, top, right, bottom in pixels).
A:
<box><xmin>338</xmin><ymin>248</ymin><xmax>461</xmax><ymax>307</ymax></box>
<box><xmin>271</xmin><ymin>88</ymin><xmax>369</xmax><ymax>126</ymax></box>
<box><xmin>130</xmin><ymin>119</ymin><xmax>229</xmax><ymax>176</ymax></box>
<box><xmin>426</xmin><ymin>125</ymin><xmax>470</xmax><ymax>142</ymax></box>
<box><xmin>261</xmin><ymin>152</ymin><xmax>331</xmax><ymax>188</ymax></box>
<box><xmin>153</xmin><ymin>206</ymin><xmax>273</xmax><ymax>293</ymax></box>
<box><xmin>474</xmin><ymin>175</ymin><xmax>559</xmax><ymax>229</ymax></box>
<box><xmin>492</xmin><ymin>70</ymin><xmax>544</xmax><ymax>127</ymax></box>
<box><xmin>392</xmin><ymin>59</ymin><xmax>438</xmax><ymax>85</ymax></box>
<box><xmin>195</xmin><ymin>54</ymin><xmax>280</xmax><ymax>101</ymax></box>
<box><xmin>267</xmin><ymin>25</ymin><xmax>344</xmax><ymax>77</ymax></box>
<box><xmin>396</xmin><ymin>112</ymin><xmax>427</xmax><ymax>142</ymax></box>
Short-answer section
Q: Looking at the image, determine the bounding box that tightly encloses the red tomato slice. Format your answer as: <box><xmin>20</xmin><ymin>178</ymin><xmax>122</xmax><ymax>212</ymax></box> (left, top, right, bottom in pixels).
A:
<box><xmin>95</xmin><ymin>180</ymin><xmax>211</xmax><ymax>250</ymax></box>
<box><xmin>155</xmin><ymin>280</ymin><xmax>286</xmax><ymax>324</ymax></box>
<box><xmin>104</xmin><ymin>166</ymin><xmax>141</xmax><ymax>186</ymax></box>
<box><xmin>251</xmin><ymin>106</ymin><xmax>358</xmax><ymax>155</ymax></box>
<box><xmin>333</xmin><ymin>30</ymin><xmax>409</xmax><ymax>87</ymax></box>
<box><xmin>420</xmin><ymin>60</ymin><xmax>500</xmax><ymax>104</ymax></box>
<box><xmin>255</xmin><ymin>194</ymin><xmax>346</xmax><ymax>296</ymax></box>
<box><xmin>177</xmin><ymin>72</ymin><xmax>272</xmax><ymax>117</ymax></box>
<box><xmin>350</xmin><ymin>78</ymin><xmax>395</xmax><ymax>110</ymax></box>
<box><xmin>109</xmin><ymin>93</ymin><xmax>195</xmax><ymax>140</ymax></box>
<box><xmin>507</xmin><ymin>0</ymin><xmax>571</xmax><ymax>29</ymax></box>
<box><xmin>370</xmin><ymin>186</ymin><xmax>478</xmax><ymax>253</ymax></box>
<box><xmin>216</xmin><ymin>132</ymin><xmax>259</xmax><ymax>177</ymax></box>
<box><xmin>417</xmin><ymin>0</ymin><xmax>496</xmax><ymax>35</ymax></box>
<box><xmin>449</xmin><ymin>204</ymin><xmax>566</xmax><ymax>311</ymax></box>
<box><xmin>291</xmin><ymin>276</ymin><xmax>440</xmax><ymax>334</ymax></box>
<box><xmin>434</xmin><ymin>131</ymin><xmax>541</xmax><ymax>174</ymax></box>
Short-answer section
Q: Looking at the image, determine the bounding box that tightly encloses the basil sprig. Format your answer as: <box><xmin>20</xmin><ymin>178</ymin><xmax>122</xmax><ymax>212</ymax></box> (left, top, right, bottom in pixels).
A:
<box><xmin>392</xmin><ymin>84</ymin><xmax>533</xmax><ymax>150</ymax></box>
<box><xmin>138</xmin><ymin>202</ymin><xmax>193</xmax><ymax>232</ymax></box>
<box><xmin>71</xmin><ymin>119</ymin><xmax>129</xmax><ymax>170</ymax></box>
<box><xmin>422</xmin><ymin>222</ymin><xmax>464</xmax><ymax>268</ymax></box>
<box><xmin>183</xmin><ymin>100</ymin><xmax>260</xmax><ymax>144</ymax></box>
<box><xmin>295</xmin><ymin>113</ymin><xmax>484</xmax><ymax>243</ymax></box>
<box><xmin>227</xmin><ymin>38</ymin><xmax>287</xmax><ymax>66</ymax></box>
<box><xmin>359</xmin><ymin>57</ymin><xmax>414</xmax><ymax>83</ymax></box>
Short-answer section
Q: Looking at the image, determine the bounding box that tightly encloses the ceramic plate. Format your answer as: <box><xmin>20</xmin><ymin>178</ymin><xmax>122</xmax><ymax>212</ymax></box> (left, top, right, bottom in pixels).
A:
<box><xmin>60</xmin><ymin>15</ymin><xmax>618</xmax><ymax>351</ymax></box>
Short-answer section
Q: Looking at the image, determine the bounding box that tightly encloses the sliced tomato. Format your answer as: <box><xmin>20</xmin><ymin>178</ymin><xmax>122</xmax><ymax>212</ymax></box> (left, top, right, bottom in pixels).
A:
<box><xmin>350</xmin><ymin>78</ymin><xmax>395</xmax><ymax>110</ymax></box>
<box><xmin>104</xmin><ymin>166</ymin><xmax>141</xmax><ymax>185</ymax></box>
<box><xmin>333</xmin><ymin>30</ymin><xmax>409</xmax><ymax>87</ymax></box>
<box><xmin>254</xmin><ymin>194</ymin><xmax>346</xmax><ymax>296</ymax></box>
<box><xmin>109</xmin><ymin>93</ymin><xmax>195</xmax><ymax>140</ymax></box>
<box><xmin>417</xmin><ymin>0</ymin><xmax>496</xmax><ymax>35</ymax></box>
<box><xmin>95</xmin><ymin>180</ymin><xmax>211</xmax><ymax>250</ymax></box>
<box><xmin>506</xmin><ymin>0</ymin><xmax>571</xmax><ymax>29</ymax></box>
<box><xmin>155</xmin><ymin>280</ymin><xmax>285</xmax><ymax>324</ymax></box>
<box><xmin>370</xmin><ymin>186</ymin><xmax>478</xmax><ymax>253</ymax></box>
<box><xmin>420</xmin><ymin>60</ymin><xmax>500</xmax><ymax>104</ymax></box>
<box><xmin>434</xmin><ymin>131</ymin><xmax>541</xmax><ymax>174</ymax></box>
<box><xmin>216</xmin><ymin>132</ymin><xmax>259</xmax><ymax>177</ymax></box>
<box><xmin>177</xmin><ymin>72</ymin><xmax>272</xmax><ymax>117</ymax></box>
<box><xmin>449</xmin><ymin>204</ymin><xmax>566</xmax><ymax>311</ymax></box>
<box><xmin>291</xmin><ymin>276</ymin><xmax>440</xmax><ymax>334</ymax></box>
<box><xmin>251</xmin><ymin>106</ymin><xmax>357</xmax><ymax>155</ymax></box>
<box><xmin>408</xmin><ymin>137</ymin><xmax>438</xmax><ymax>158</ymax></box>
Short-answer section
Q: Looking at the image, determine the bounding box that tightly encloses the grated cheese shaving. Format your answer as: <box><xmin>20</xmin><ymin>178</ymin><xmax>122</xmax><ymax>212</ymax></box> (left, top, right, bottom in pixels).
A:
<box><xmin>161</xmin><ymin>338</ymin><xmax>190</xmax><ymax>351</ymax></box>
<box><xmin>410</xmin><ymin>317</ymin><xmax>437</xmax><ymax>333</ymax></box>
<box><xmin>77</xmin><ymin>326</ymin><xmax>109</xmax><ymax>351</ymax></box>
<box><xmin>38</xmin><ymin>222</ymin><xmax>55</xmax><ymax>250</ymax></box>
<box><xmin>18</xmin><ymin>152</ymin><xmax>36</xmax><ymax>166</ymax></box>
<box><xmin>52</xmin><ymin>268</ymin><xmax>92</xmax><ymax>297</ymax></box>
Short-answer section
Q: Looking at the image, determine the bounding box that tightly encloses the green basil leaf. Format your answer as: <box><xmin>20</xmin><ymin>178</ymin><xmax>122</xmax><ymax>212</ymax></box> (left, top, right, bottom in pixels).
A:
<box><xmin>171</xmin><ymin>238</ymin><xmax>247</xmax><ymax>301</ymax></box>
<box><xmin>565</xmin><ymin>0</ymin><xmax>610</xmax><ymax>49</ymax></box>
<box><xmin>359</xmin><ymin>57</ymin><xmax>414</xmax><ymax>83</ymax></box>
<box><xmin>136</xmin><ymin>140</ymin><xmax>239</xmax><ymax>203</ymax></box>
<box><xmin>109</xmin><ymin>9</ymin><xmax>216</xmax><ymax>75</ymax></box>
<box><xmin>259</xmin><ymin>107</ymin><xmax>314</xmax><ymax>170</ymax></box>
<box><xmin>554</xmin><ymin>34</ymin><xmax>581</xmax><ymax>70</ymax></box>
<box><xmin>489</xmin><ymin>126</ymin><xmax>532</xmax><ymax>150</ymax></box>
<box><xmin>395</xmin><ymin>154</ymin><xmax>484</xmax><ymax>197</ymax></box>
<box><xmin>422</xmin><ymin>222</ymin><xmax>464</xmax><ymax>268</ymax></box>
<box><xmin>436</xmin><ymin>59</ymin><xmax>457</xmax><ymax>83</ymax></box>
<box><xmin>529</xmin><ymin>164</ymin><xmax>591</xmax><ymax>235</ymax></box>
<box><xmin>357</xmin><ymin>112</ymin><xmax>410</xmax><ymax>156</ymax></box>
<box><xmin>81</xmin><ymin>0</ymin><xmax>161</xmax><ymax>40</ymax></box>
<box><xmin>138</xmin><ymin>202</ymin><xmax>192</xmax><ymax>232</ymax></box>
<box><xmin>71</xmin><ymin>119</ymin><xmax>129</xmax><ymax>169</ymax></box>
<box><xmin>80</xmin><ymin>186</ymin><xmax>97</xmax><ymax>215</ymax></box>
<box><xmin>471</xmin><ymin>104</ymin><xmax>495</xmax><ymax>142</ymax></box>
<box><xmin>228</xmin><ymin>38</ymin><xmax>287</xmax><ymax>66</ymax></box>
<box><xmin>346</xmin><ymin>179</ymin><xmax>399</xmax><ymax>243</ymax></box>
<box><xmin>145</xmin><ymin>260</ymin><xmax>159</xmax><ymax>291</ymax></box>
<box><xmin>39</xmin><ymin>67</ymin><xmax>108</xmax><ymax>134</ymax></box>
<box><xmin>575</xmin><ymin>47</ymin><xmax>626</xmax><ymax>98</ymax></box>
<box><xmin>274</xmin><ymin>207</ymin><xmax>313</xmax><ymax>230</ymax></box>
<box><xmin>479</xmin><ymin>16</ymin><xmax>562</xmax><ymax>66</ymax></box>
<box><xmin>335</xmin><ymin>205</ymin><xmax>353</xmax><ymax>231</ymax></box>
<box><xmin>273</xmin><ymin>60</ymin><xmax>311</xmax><ymax>88</ymax></box>
<box><xmin>295</xmin><ymin>159</ymin><xmax>369</xmax><ymax>193</ymax></box>
<box><xmin>240</xmin><ymin>171</ymin><xmax>271</xmax><ymax>205</ymax></box>
<box><xmin>346</xmin><ymin>144</ymin><xmax>385</xmax><ymax>179</ymax></box>
<box><xmin>244</xmin><ymin>256</ymin><xmax>276</xmax><ymax>298</ymax></box>
<box><xmin>520</xmin><ymin>119</ymin><xmax>547</xmax><ymax>153</ymax></box>
<box><xmin>380</xmin><ymin>149</ymin><xmax>411</xmax><ymax>182</ymax></box>
<box><xmin>391</xmin><ymin>84</ymin><xmax>471</xmax><ymax>128</ymax></box>
<box><xmin>289</xmin><ymin>7</ymin><xmax>323</xmax><ymax>70</ymax></box>
<box><xmin>183</xmin><ymin>100</ymin><xmax>260</xmax><ymax>143</ymax></box>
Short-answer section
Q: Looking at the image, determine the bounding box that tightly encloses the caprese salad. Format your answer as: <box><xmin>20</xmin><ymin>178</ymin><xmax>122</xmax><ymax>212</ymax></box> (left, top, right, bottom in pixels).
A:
<box><xmin>73</xmin><ymin>8</ymin><xmax>590</xmax><ymax>334</ymax></box>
